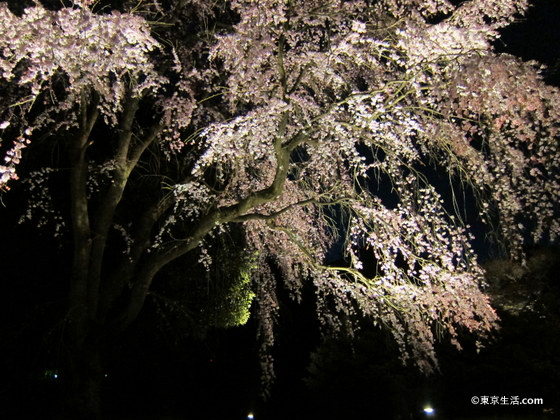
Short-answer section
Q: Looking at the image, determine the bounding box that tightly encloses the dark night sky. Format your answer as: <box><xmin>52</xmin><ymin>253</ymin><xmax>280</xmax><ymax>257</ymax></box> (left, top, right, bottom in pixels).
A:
<box><xmin>498</xmin><ymin>1</ymin><xmax>560</xmax><ymax>68</ymax></box>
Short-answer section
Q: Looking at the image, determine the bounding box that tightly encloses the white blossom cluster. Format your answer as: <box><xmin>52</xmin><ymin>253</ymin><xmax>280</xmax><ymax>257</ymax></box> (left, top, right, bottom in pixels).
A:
<box><xmin>173</xmin><ymin>181</ymin><xmax>214</xmax><ymax>220</ymax></box>
<box><xmin>340</xmin><ymin>182</ymin><xmax>497</xmax><ymax>369</ymax></box>
<box><xmin>449</xmin><ymin>0</ymin><xmax>529</xmax><ymax>30</ymax></box>
<box><xmin>378</xmin><ymin>0</ymin><xmax>454</xmax><ymax>21</ymax></box>
<box><xmin>419</xmin><ymin>55</ymin><xmax>560</xmax><ymax>256</ymax></box>
<box><xmin>192</xmin><ymin>99</ymin><xmax>292</xmax><ymax>203</ymax></box>
<box><xmin>157</xmin><ymin>78</ymin><xmax>196</xmax><ymax>156</ymax></box>
<box><xmin>151</xmin><ymin>181</ymin><xmax>215</xmax><ymax>250</ymax></box>
<box><xmin>397</xmin><ymin>23</ymin><xmax>490</xmax><ymax>74</ymax></box>
<box><xmin>207</xmin><ymin>0</ymin><xmax>556</xmax><ymax>380</ymax></box>
<box><xmin>113</xmin><ymin>223</ymin><xmax>134</xmax><ymax>258</ymax></box>
<box><xmin>0</xmin><ymin>135</ymin><xmax>29</xmax><ymax>190</ymax></box>
<box><xmin>0</xmin><ymin>2</ymin><xmax>164</xmax><ymax>135</ymax></box>
<box><xmin>18</xmin><ymin>167</ymin><xmax>66</xmax><ymax>236</ymax></box>
<box><xmin>87</xmin><ymin>160</ymin><xmax>117</xmax><ymax>197</ymax></box>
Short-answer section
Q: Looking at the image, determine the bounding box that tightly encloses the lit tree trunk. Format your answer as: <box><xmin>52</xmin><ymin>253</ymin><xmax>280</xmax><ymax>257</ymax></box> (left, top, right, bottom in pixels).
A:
<box><xmin>61</xmin><ymin>93</ymin><xmax>163</xmax><ymax>419</ymax></box>
<box><xmin>62</xmin><ymin>92</ymin><xmax>102</xmax><ymax>419</ymax></box>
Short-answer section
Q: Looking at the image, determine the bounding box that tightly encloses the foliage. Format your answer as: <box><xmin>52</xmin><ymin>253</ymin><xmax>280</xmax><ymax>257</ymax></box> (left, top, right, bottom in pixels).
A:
<box><xmin>217</xmin><ymin>252</ymin><xmax>257</xmax><ymax>328</ymax></box>
<box><xmin>152</xmin><ymin>242</ymin><xmax>257</xmax><ymax>338</ymax></box>
<box><xmin>483</xmin><ymin>247</ymin><xmax>560</xmax><ymax>316</ymax></box>
<box><xmin>194</xmin><ymin>250</ymin><xmax>257</xmax><ymax>329</ymax></box>
<box><xmin>0</xmin><ymin>0</ymin><xmax>559</xmax><ymax>396</ymax></box>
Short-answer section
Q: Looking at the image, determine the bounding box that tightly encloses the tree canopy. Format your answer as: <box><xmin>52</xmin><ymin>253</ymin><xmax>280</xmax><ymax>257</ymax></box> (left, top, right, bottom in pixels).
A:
<box><xmin>1</xmin><ymin>0</ymin><xmax>559</xmax><ymax>412</ymax></box>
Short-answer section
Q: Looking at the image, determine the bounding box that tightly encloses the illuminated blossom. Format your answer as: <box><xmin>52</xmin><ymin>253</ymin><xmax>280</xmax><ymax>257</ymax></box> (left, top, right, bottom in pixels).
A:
<box><xmin>1</xmin><ymin>0</ymin><xmax>558</xmax><ymax>396</ymax></box>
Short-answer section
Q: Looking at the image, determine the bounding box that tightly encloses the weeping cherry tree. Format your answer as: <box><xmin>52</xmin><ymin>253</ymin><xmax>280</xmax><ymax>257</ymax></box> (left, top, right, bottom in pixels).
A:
<box><xmin>0</xmin><ymin>0</ymin><xmax>559</xmax><ymax>418</ymax></box>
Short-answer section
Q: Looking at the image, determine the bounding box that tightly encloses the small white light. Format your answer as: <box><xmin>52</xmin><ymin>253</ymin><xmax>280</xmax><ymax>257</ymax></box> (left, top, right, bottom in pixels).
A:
<box><xmin>423</xmin><ymin>407</ymin><xmax>435</xmax><ymax>415</ymax></box>
<box><xmin>247</xmin><ymin>413</ymin><xmax>254</xmax><ymax>420</ymax></box>
<box><xmin>53</xmin><ymin>374</ymin><xmax>58</xmax><ymax>379</ymax></box>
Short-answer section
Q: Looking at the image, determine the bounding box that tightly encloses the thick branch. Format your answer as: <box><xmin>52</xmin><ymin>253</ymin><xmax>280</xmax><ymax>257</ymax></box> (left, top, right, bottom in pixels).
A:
<box><xmin>99</xmin><ymin>190</ymin><xmax>175</xmax><ymax>322</ymax></box>
<box><xmin>232</xmin><ymin>196</ymin><xmax>353</xmax><ymax>222</ymax></box>
<box><xmin>89</xmin><ymin>98</ymin><xmax>162</xmax><ymax>321</ymax></box>
<box><xmin>220</xmin><ymin>113</ymin><xmax>297</xmax><ymax>220</ymax></box>
<box><xmin>127</xmin><ymin>122</ymin><xmax>163</xmax><ymax>172</ymax></box>
<box><xmin>113</xmin><ymin>117</ymin><xmax>294</xmax><ymax>329</ymax></box>
<box><xmin>116</xmin><ymin>96</ymin><xmax>140</xmax><ymax>165</ymax></box>
<box><xmin>113</xmin><ymin>209</ymin><xmax>220</xmax><ymax>331</ymax></box>
<box><xmin>87</xmin><ymin>96</ymin><xmax>140</xmax><ymax>320</ymax></box>
<box><xmin>232</xmin><ymin>198</ymin><xmax>315</xmax><ymax>222</ymax></box>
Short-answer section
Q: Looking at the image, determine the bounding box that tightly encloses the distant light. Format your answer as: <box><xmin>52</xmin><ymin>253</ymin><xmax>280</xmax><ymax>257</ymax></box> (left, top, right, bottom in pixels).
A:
<box><xmin>423</xmin><ymin>407</ymin><xmax>435</xmax><ymax>415</ymax></box>
<box><xmin>247</xmin><ymin>413</ymin><xmax>254</xmax><ymax>420</ymax></box>
<box><xmin>53</xmin><ymin>374</ymin><xmax>58</xmax><ymax>379</ymax></box>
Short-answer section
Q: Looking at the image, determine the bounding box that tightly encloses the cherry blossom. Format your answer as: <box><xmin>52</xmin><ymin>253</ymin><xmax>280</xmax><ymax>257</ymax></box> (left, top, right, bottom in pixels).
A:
<box><xmin>1</xmin><ymin>0</ymin><xmax>559</xmax><ymax>410</ymax></box>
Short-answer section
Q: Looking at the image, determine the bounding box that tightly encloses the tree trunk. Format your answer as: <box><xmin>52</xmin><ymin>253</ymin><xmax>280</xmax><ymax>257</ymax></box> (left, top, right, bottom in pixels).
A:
<box><xmin>61</xmin><ymin>332</ymin><xmax>104</xmax><ymax>420</ymax></box>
